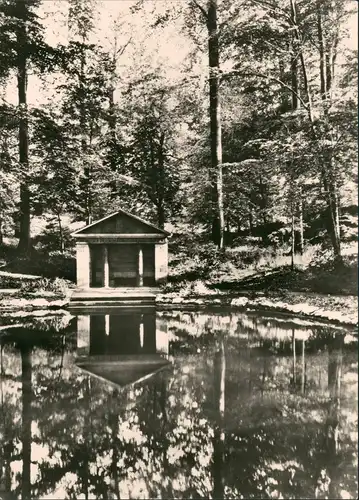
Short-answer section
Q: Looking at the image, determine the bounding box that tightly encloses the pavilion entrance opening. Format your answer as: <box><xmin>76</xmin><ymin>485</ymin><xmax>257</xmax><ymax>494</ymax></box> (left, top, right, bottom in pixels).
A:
<box><xmin>89</xmin><ymin>243</ymin><xmax>155</xmax><ymax>288</ymax></box>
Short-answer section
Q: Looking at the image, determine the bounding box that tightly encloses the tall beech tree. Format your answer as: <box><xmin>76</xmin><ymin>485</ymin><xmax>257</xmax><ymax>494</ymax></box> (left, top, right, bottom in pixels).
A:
<box><xmin>190</xmin><ymin>0</ymin><xmax>225</xmax><ymax>248</ymax></box>
<box><xmin>66</xmin><ymin>0</ymin><xmax>98</xmax><ymax>225</ymax></box>
<box><xmin>0</xmin><ymin>0</ymin><xmax>57</xmax><ymax>253</ymax></box>
<box><xmin>0</xmin><ymin>0</ymin><xmax>40</xmax><ymax>252</ymax></box>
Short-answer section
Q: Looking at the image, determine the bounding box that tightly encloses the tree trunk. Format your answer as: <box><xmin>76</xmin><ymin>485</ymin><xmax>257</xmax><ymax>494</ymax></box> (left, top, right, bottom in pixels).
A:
<box><xmin>16</xmin><ymin>11</ymin><xmax>31</xmax><ymax>254</ymax></box>
<box><xmin>79</xmin><ymin>43</ymin><xmax>91</xmax><ymax>225</ymax></box>
<box><xmin>0</xmin><ymin>217</ymin><xmax>3</xmax><ymax>245</ymax></box>
<box><xmin>107</xmin><ymin>50</ymin><xmax>118</xmax><ymax>172</ymax></box>
<box><xmin>156</xmin><ymin>132</ymin><xmax>166</xmax><ymax>229</ymax></box>
<box><xmin>279</xmin><ymin>58</ymin><xmax>289</xmax><ymax>111</ymax></box>
<box><xmin>108</xmin><ymin>87</ymin><xmax>117</xmax><ymax>170</ymax></box>
<box><xmin>298</xmin><ymin>188</ymin><xmax>304</xmax><ymax>255</ymax></box>
<box><xmin>207</xmin><ymin>0</ymin><xmax>224</xmax><ymax>249</ymax></box>
<box><xmin>290</xmin><ymin>36</ymin><xmax>300</xmax><ymax>110</ymax></box>
<box><xmin>258</xmin><ymin>176</ymin><xmax>267</xmax><ymax>226</ymax></box>
<box><xmin>57</xmin><ymin>212</ymin><xmax>64</xmax><ymax>253</ymax></box>
<box><xmin>157</xmin><ymin>203</ymin><xmax>165</xmax><ymax>230</ymax></box>
<box><xmin>21</xmin><ymin>345</ymin><xmax>32</xmax><ymax>500</ymax></box>
<box><xmin>323</xmin><ymin>173</ymin><xmax>341</xmax><ymax>261</ymax></box>
<box><xmin>317</xmin><ymin>3</ymin><xmax>328</xmax><ymax>101</ymax></box>
<box><xmin>291</xmin><ymin>209</ymin><xmax>295</xmax><ymax>270</ymax></box>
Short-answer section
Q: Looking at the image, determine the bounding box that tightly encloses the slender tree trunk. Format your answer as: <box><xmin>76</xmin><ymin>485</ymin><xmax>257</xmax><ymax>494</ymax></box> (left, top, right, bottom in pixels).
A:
<box><xmin>156</xmin><ymin>132</ymin><xmax>166</xmax><ymax>229</ymax></box>
<box><xmin>279</xmin><ymin>58</ymin><xmax>289</xmax><ymax>111</ymax></box>
<box><xmin>21</xmin><ymin>345</ymin><xmax>32</xmax><ymax>500</ymax></box>
<box><xmin>16</xmin><ymin>11</ymin><xmax>31</xmax><ymax>254</ymax></box>
<box><xmin>291</xmin><ymin>208</ymin><xmax>295</xmax><ymax>270</ymax></box>
<box><xmin>0</xmin><ymin>217</ymin><xmax>3</xmax><ymax>245</ymax></box>
<box><xmin>207</xmin><ymin>0</ymin><xmax>224</xmax><ymax>249</ymax></box>
<box><xmin>334</xmin><ymin>180</ymin><xmax>340</xmax><ymax>237</ymax></box>
<box><xmin>107</xmin><ymin>51</ymin><xmax>118</xmax><ymax>172</ymax></box>
<box><xmin>290</xmin><ymin>0</ymin><xmax>314</xmax><ymax>123</ymax></box>
<box><xmin>57</xmin><ymin>212</ymin><xmax>64</xmax><ymax>253</ymax></box>
<box><xmin>258</xmin><ymin>176</ymin><xmax>267</xmax><ymax>227</ymax></box>
<box><xmin>298</xmin><ymin>188</ymin><xmax>304</xmax><ymax>255</ymax></box>
<box><xmin>322</xmin><ymin>172</ymin><xmax>341</xmax><ymax>260</ymax></box>
<box><xmin>290</xmin><ymin>36</ymin><xmax>300</xmax><ymax>110</ymax></box>
<box><xmin>79</xmin><ymin>43</ymin><xmax>91</xmax><ymax>225</ymax></box>
<box><xmin>317</xmin><ymin>3</ymin><xmax>328</xmax><ymax>101</ymax></box>
<box><xmin>108</xmin><ymin>86</ymin><xmax>117</xmax><ymax>170</ymax></box>
<box><xmin>290</xmin><ymin>32</ymin><xmax>305</xmax><ymax>259</ymax></box>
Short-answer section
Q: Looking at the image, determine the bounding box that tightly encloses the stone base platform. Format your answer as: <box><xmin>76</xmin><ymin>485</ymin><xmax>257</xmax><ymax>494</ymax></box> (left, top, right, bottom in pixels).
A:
<box><xmin>69</xmin><ymin>287</ymin><xmax>160</xmax><ymax>309</ymax></box>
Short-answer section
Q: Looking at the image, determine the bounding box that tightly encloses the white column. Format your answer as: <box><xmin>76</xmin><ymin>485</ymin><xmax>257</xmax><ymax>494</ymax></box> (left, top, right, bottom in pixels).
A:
<box><xmin>139</xmin><ymin>317</ymin><xmax>144</xmax><ymax>349</ymax></box>
<box><xmin>105</xmin><ymin>314</ymin><xmax>110</xmax><ymax>336</ymax></box>
<box><xmin>103</xmin><ymin>245</ymin><xmax>109</xmax><ymax>288</ymax></box>
<box><xmin>138</xmin><ymin>246</ymin><xmax>144</xmax><ymax>287</ymax></box>
<box><xmin>76</xmin><ymin>242</ymin><xmax>90</xmax><ymax>289</ymax></box>
<box><xmin>155</xmin><ymin>241</ymin><xmax>168</xmax><ymax>285</ymax></box>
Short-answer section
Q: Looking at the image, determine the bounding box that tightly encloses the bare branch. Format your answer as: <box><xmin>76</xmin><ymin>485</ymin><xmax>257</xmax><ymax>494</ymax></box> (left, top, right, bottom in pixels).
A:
<box><xmin>116</xmin><ymin>37</ymin><xmax>132</xmax><ymax>57</ymax></box>
<box><xmin>247</xmin><ymin>0</ymin><xmax>292</xmax><ymax>22</ymax></box>
<box><xmin>222</xmin><ymin>69</ymin><xmax>309</xmax><ymax>111</ymax></box>
<box><xmin>190</xmin><ymin>0</ymin><xmax>209</xmax><ymax>21</ymax></box>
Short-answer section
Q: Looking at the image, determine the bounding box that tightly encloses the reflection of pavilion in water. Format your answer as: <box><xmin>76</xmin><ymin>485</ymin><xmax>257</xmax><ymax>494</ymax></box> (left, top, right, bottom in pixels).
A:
<box><xmin>75</xmin><ymin>308</ymin><xmax>170</xmax><ymax>388</ymax></box>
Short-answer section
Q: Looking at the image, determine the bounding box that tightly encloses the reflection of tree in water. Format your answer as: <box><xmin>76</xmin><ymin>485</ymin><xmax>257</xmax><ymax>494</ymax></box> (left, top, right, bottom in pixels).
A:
<box><xmin>0</xmin><ymin>314</ymin><xmax>357</xmax><ymax>499</ymax></box>
<box><xmin>1</xmin><ymin>326</ymin><xmax>74</xmax><ymax>500</ymax></box>
<box><xmin>212</xmin><ymin>338</ymin><xmax>225</xmax><ymax>499</ymax></box>
<box><xmin>21</xmin><ymin>344</ymin><xmax>32</xmax><ymax>500</ymax></box>
<box><xmin>314</xmin><ymin>333</ymin><xmax>358</xmax><ymax>500</ymax></box>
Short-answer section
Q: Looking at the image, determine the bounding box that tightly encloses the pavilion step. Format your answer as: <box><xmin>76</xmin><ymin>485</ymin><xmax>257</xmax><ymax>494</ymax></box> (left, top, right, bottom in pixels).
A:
<box><xmin>71</xmin><ymin>294</ymin><xmax>156</xmax><ymax>301</ymax></box>
<box><xmin>69</xmin><ymin>299</ymin><xmax>156</xmax><ymax>309</ymax></box>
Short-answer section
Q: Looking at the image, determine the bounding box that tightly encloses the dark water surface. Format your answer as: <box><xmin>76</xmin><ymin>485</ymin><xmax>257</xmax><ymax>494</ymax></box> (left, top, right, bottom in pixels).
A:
<box><xmin>0</xmin><ymin>309</ymin><xmax>357</xmax><ymax>499</ymax></box>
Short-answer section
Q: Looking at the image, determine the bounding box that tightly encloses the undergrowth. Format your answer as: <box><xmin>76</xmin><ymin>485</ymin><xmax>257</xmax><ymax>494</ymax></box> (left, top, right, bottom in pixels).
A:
<box><xmin>168</xmin><ymin>234</ymin><xmax>357</xmax><ymax>295</ymax></box>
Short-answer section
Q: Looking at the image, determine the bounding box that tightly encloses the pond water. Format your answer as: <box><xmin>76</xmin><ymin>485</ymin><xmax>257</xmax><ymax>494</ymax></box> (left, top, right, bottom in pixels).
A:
<box><xmin>0</xmin><ymin>308</ymin><xmax>357</xmax><ymax>500</ymax></box>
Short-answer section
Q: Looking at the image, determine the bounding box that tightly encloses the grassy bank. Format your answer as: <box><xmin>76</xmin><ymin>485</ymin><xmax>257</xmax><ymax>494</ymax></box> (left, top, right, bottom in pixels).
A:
<box><xmin>166</xmin><ymin>235</ymin><xmax>358</xmax><ymax>296</ymax></box>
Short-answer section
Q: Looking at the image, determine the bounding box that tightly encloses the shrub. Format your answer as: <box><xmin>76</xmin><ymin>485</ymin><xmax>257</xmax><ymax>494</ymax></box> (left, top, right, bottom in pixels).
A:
<box><xmin>3</xmin><ymin>250</ymin><xmax>76</xmax><ymax>282</ymax></box>
<box><xmin>20</xmin><ymin>276</ymin><xmax>70</xmax><ymax>296</ymax></box>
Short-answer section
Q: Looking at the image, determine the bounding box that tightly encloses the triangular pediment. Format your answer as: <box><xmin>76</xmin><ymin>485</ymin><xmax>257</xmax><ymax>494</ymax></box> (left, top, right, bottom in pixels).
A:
<box><xmin>76</xmin><ymin>355</ymin><xmax>170</xmax><ymax>388</ymax></box>
<box><xmin>73</xmin><ymin>209</ymin><xmax>169</xmax><ymax>236</ymax></box>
